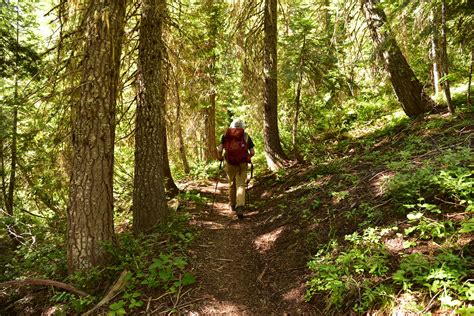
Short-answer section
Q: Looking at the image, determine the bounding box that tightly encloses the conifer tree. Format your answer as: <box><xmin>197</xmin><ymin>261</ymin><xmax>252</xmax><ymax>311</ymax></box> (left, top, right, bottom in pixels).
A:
<box><xmin>68</xmin><ymin>0</ymin><xmax>127</xmax><ymax>272</ymax></box>
<box><xmin>132</xmin><ymin>0</ymin><xmax>169</xmax><ymax>235</ymax></box>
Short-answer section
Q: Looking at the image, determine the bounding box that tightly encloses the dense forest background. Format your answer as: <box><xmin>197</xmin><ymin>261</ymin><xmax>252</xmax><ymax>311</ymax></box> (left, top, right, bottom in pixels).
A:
<box><xmin>0</xmin><ymin>0</ymin><xmax>473</xmax><ymax>314</ymax></box>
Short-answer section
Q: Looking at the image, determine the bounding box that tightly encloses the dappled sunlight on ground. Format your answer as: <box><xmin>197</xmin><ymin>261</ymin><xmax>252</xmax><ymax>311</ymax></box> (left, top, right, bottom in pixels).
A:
<box><xmin>370</xmin><ymin>170</ymin><xmax>395</xmax><ymax>197</ymax></box>
<box><xmin>190</xmin><ymin>300</ymin><xmax>248</xmax><ymax>315</ymax></box>
<box><xmin>282</xmin><ymin>283</ymin><xmax>307</xmax><ymax>305</ymax></box>
<box><xmin>349</xmin><ymin>109</ymin><xmax>406</xmax><ymax>138</ymax></box>
<box><xmin>211</xmin><ymin>201</ymin><xmax>232</xmax><ymax>214</ymax></box>
<box><xmin>254</xmin><ymin>226</ymin><xmax>284</xmax><ymax>253</ymax></box>
<box><xmin>189</xmin><ymin>220</ymin><xmax>226</xmax><ymax>229</ymax></box>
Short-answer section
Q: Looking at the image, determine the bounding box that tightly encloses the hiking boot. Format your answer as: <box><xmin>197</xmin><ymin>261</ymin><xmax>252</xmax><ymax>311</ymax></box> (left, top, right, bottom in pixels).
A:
<box><xmin>235</xmin><ymin>206</ymin><xmax>244</xmax><ymax>220</ymax></box>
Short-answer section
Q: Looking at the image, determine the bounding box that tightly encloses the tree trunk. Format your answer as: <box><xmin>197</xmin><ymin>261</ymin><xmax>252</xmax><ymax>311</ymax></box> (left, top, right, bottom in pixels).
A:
<box><xmin>1</xmin><ymin>3</ymin><xmax>21</xmax><ymax>245</ymax></box>
<box><xmin>292</xmin><ymin>35</ymin><xmax>306</xmax><ymax>162</ymax></box>
<box><xmin>6</xmin><ymin>105</ymin><xmax>17</xmax><ymax>218</ymax></box>
<box><xmin>0</xmin><ymin>136</ymin><xmax>6</xmax><ymax>209</ymax></box>
<box><xmin>468</xmin><ymin>49</ymin><xmax>473</xmax><ymax>106</ymax></box>
<box><xmin>203</xmin><ymin>102</ymin><xmax>218</xmax><ymax>161</ymax></box>
<box><xmin>263</xmin><ymin>0</ymin><xmax>287</xmax><ymax>171</ymax></box>
<box><xmin>360</xmin><ymin>0</ymin><xmax>434</xmax><ymax>117</ymax></box>
<box><xmin>175</xmin><ymin>79</ymin><xmax>190</xmax><ymax>174</ymax></box>
<box><xmin>68</xmin><ymin>0</ymin><xmax>126</xmax><ymax>273</ymax></box>
<box><xmin>162</xmin><ymin>122</ymin><xmax>179</xmax><ymax>197</ymax></box>
<box><xmin>133</xmin><ymin>0</ymin><xmax>169</xmax><ymax>236</ymax></box>
<box><xmin>202</xmin><ymin>0</ymin><xmax>219</xmax><ymax>162</ymax></box>
<box><xmin>441</xmin><ymin>0</ymin><xmax>454</xmax><ymax>114</ymax></box>
<box><xmin>430</xmin><ymin>9</ymin><xmax>442</xmax><ymax>97</ymax></box>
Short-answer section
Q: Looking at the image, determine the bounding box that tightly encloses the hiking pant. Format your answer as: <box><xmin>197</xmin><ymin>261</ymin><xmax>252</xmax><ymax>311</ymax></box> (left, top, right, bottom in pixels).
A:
<box><xmin>225</xmin><ymin>162</ymin><xmax>248</xmax><ymax>209</ymax></box>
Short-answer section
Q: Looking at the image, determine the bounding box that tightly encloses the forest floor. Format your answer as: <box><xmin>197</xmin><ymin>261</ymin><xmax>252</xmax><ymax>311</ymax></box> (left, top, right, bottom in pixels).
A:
<box><xmin>176</xmin><ymin>175</ymin><xmax>323</xmax><ymax>314</ymax></box>
<box><xmin>1</xmin><ymin>110</ymin><xmax>472</xmax><ymax>315</ymax></box>
<box><xmin>157</xmin><ymin>110</ymin><xmax>474</xmax><ymax>315</ymax></box>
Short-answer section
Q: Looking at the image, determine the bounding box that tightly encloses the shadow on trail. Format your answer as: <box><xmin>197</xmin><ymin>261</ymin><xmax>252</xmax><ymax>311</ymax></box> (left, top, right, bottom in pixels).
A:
<box><xmin>182</xmin><ymin>180</ymin><xmax>319</xmax><ymax>314</ymax></box>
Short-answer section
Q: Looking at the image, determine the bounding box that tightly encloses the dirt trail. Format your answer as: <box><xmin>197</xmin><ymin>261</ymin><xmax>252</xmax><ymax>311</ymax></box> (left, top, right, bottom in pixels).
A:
<box><xmin>183</xmin><ymin>180</ymin><xmax>318</xmax><ymax>314</ymax></box>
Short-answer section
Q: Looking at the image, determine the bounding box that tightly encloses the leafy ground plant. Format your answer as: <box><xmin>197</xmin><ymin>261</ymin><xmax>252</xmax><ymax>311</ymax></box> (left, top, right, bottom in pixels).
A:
<box><xmin>306</xmin><ymin>227</ymin><xmax>395</xmax><ymax>313</ymax></box>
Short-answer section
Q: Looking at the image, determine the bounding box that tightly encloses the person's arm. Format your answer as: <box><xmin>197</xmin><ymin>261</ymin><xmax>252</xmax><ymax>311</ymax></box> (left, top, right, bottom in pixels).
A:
<box><xmin>247</xmin><ymin>135</ymin><xmax>255</xmax><ymax>158</ymax></box>
<box><xmin>249</xmin><ymin>147</ymin><xmax>255</xmax><ymax>157</ymax></box>
<box><xmin>217</xmin><ymin>144</ymin><xmax>224</xmax><ymax>161</ymax></box>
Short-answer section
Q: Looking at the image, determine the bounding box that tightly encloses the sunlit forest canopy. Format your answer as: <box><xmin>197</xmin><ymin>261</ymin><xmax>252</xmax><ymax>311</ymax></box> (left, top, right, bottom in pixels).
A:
<box><xmin>0</xmin><ymin>0</ymin><xmax>473</xmax><ymax>314</ymax></box>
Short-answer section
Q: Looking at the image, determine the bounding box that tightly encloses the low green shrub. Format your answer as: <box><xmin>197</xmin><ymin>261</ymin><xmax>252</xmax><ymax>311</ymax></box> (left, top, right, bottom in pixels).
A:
<box><xmin>306</xmin><ymin>227</ymin><xmax>394</xmax><ymax>312</ymax></box>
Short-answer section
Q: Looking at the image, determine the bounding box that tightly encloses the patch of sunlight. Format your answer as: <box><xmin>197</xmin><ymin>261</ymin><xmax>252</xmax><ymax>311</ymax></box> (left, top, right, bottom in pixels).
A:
<box><xmin>370</xmin><ymin>171</ymin><xmax>395</xmax><ymax>197</ymax></box>
<box><xmin>283</xmin><ymin>284</ymin><xmax>306</xmax><ymax>304</ymax></box>
<box><xmin>254</xmin><ymin>227</ymin><xmax>284</xmax><ymax>253</ymax></box>
<box><xmin>391</xmin><ymin>292</ymin><xmax>423</xmax><ymax>316</ymax></box>
<box><xmin>189</xmin><ymin>220</ymin><xmax>226</xmax><ymax>230</ymax></box>
<box><xmin>451</xmin><ymin>82</ymin><xmax>469</xmax><ymax>95</ymax></box>
<box><xmin>349</xmin><ymin>109</ymin><xmax>405</xmax><ymax>139</ymax></box>
<box><xmin>213</xmin><ymin>201</ymin><xmax>231</xmax><ymax>214</ymax></box>
<box><xmin>285</xmin><ymin>182</ymin><xmax>308</xmax><ymax>193</ymax></box>
<box><xmin>191</xmin><ymin>300</ymin><xmax>247</xmax><ymax>314</ymax></box>
<box><xmin>286</xmin><ymin>178</ymin><xmax>325</xmax><ymax>193</ymax></box>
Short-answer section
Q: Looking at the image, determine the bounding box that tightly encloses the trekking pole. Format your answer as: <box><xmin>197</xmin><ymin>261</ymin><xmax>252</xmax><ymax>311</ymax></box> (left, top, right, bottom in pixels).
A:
<box><xmin>209</xmin><ymin>160</ymin><xmax>223</xmax><ymax>214</ymax></box>
<box><xmin>246</xmin><ymin>162</ymin><xmax>254</xmax><ymax>208</ymax></box>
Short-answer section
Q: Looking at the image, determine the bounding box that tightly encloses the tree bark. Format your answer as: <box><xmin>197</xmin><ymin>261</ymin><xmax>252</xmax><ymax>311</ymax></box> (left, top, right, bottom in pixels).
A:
<box><xmin>133</xmin><ymin>0</ymin><xmax>169</xmax><ymax>236</ymax></box>
<box><xmin>441</xmin><ymin>0</ymin><xmax>454</xmax><ymax>114</ymax></box>
<box><xmin>263</xmin><ymin>0</ymin><xmax>287</xmax><ymax>171</ymax></box>
<box><xmin>68</xmin><ymin>0</ymin><xmax>126</xmax><ymax>273</ymax></box>
<box><xmin>360</xmin><ymin>0</ymin><xmax>434</xmax><ymax>117</ymax></box>
<box><xmin>203</xmin><ymin>103</ymin><xmax>218</xmax><ymax>161</ymax></box>
<box><xmin>292</xmin><ymin>35</ymin><xmax>306</xmax><ymax>162</ymax></box>
<box><xmin>430</xmin><ymin>9</ymin><xmax>442</xmax><ymax>97</ymax></box>
<box><xmin>0</xmin><ymin>135</ymin><xmax>6</xmax><ymax>209</ymax></box>
<box><xmin>175</xmin><ymin>78</ymin><xmax>190</xmax><ymax>174</ymax></box>
<box><xmin>6</xmin><ymin>83</ymin><xmax>18</xmax><ymax>219</ymax></box>
<box><xmin>162</xmin><ymin>122</ymin><xmax>179</xmax><ymax>197</ymax></box>
<box><xmin>468</xmin><ymin>49</ymin><xmax>473</xmax><ymax>106</ymax></box>
<box><xmin>202</xmin><ymin>0</ymin><xmax>219</xmax><ymax>162</ymax></box>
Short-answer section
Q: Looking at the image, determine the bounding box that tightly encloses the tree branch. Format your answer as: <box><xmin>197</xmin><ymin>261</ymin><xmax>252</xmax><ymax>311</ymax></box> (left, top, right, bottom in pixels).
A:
<box><xmin>0</xmin><ymin>279</ymin><xmax>89</xmax><ymax>297</ymax></box>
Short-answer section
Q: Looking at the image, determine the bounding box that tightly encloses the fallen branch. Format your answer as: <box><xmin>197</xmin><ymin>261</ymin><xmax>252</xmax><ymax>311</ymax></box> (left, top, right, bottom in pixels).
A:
<box><xmin>0</xmin><ymin>278</ymin><xmax>89</xmax><ymax>297</ymax></box>
<box><xmin>82</xmin><ymin>270</ymin><xmax>130</xmax><ymax>316</ymax></box>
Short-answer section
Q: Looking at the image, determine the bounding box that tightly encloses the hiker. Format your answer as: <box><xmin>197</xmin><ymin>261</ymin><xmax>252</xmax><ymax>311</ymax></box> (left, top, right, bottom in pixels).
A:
<box><xmin>217</xmin><ymin>118</ymin><xmax>255</xmax><ymax>219</ymax></box>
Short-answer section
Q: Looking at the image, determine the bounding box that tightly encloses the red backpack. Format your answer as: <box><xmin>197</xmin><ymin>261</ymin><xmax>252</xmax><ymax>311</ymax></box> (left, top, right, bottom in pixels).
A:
<box><xmin>223</xmin><ymin>128</ymin><xmax>249</xmax><ymax>165</ymax></box>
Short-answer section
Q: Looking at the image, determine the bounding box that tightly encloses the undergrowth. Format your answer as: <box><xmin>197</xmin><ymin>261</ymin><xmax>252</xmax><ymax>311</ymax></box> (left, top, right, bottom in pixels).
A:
<box><xmin>1</xmin><ymin>202</ymin><xmax>197</xmax><ymax>315</ymax></box>
<box><xmin>305</xmin><ymin>101</ymin><xmax>474</xmax><ymax>314</ymax></box>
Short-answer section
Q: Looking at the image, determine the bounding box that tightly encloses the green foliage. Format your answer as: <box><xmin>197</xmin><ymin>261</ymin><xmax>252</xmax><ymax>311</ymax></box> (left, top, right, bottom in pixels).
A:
<box><xmin>1</xmin><ymin>215</ymin><xmax>67</xmax><ymax>282</ymax></box>
<box><xmin>306</xmin><ymin>227</ymin><xmax>394</xmax><ymax>312</ymax></box>
<box><xmin>393</xmin><ymin>251</ymin><xmax>472</xmax><ymax>308</ymax></box>
<box><xmin>305</xmin><ymin>105</ymin><xmax>474</xmax><ymax>313</ymax></box>
<box><xmin>178</xmin><ymin>190</ymin><xmax>209</xmax><ymax>205</ymax></box>
<box><xmin>50</xmin><ymin>292</ymin><xmax>94</xmax><ymax>314</ymax></box>
<box><xmin>386</xmin><ymin>148</ymin><xmax>474</xmax><ymax>208</ymax></box>
<box><xmin>99</xmin><ymin>213</ymin><xmax>195</xmax><ymax>314</ymax></box>
<box><xmin>141</xmin><ymin>254</ymin><xmax>196</xmax><ymax>292</ymax></box>
<box><xmin>187</xmin><ymin>161</ymin><xmax>223</xmax><ymax>180</ymax></box>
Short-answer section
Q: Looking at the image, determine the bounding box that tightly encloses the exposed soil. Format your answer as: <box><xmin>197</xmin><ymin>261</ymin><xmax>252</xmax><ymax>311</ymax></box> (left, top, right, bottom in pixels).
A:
<box><xmin>179</xmin><ymin>173</ymin><xmax>324</xmax><ymax>315</ymax></box>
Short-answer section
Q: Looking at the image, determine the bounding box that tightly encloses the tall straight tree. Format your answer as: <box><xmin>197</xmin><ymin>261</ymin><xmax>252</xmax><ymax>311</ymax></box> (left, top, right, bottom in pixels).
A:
<box><xmin>263</xmin><ymin>0</ymin><xmax>287</xmax><ymax>171</ymax></box>
<box><xmin>202</xmin><ymin>0</ymin><xmax>220</xmax><ymax>162</ymax></box>
<box><xmin>440</xmin><ymin>0</ymin><xmax>454</xmax><ymax>113</ymax></box>
<box><xmin>360</xmin><ymin>0</ymin><xmax>434</xmax><ymax>117</ymax></box>
<box><xmin>68</xmin><ymin>0</ymin><xmax>126</xmax><ymax>272</ymax></box>
<box><xmin>133</xmin><ymin>0</ymin><xmax>169</xmax><ymax>235</ymax></box>
<box><xmin>430</xmin><ymin>8</ymin><xmax>442</xmax><ymax>97</ymax></box>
